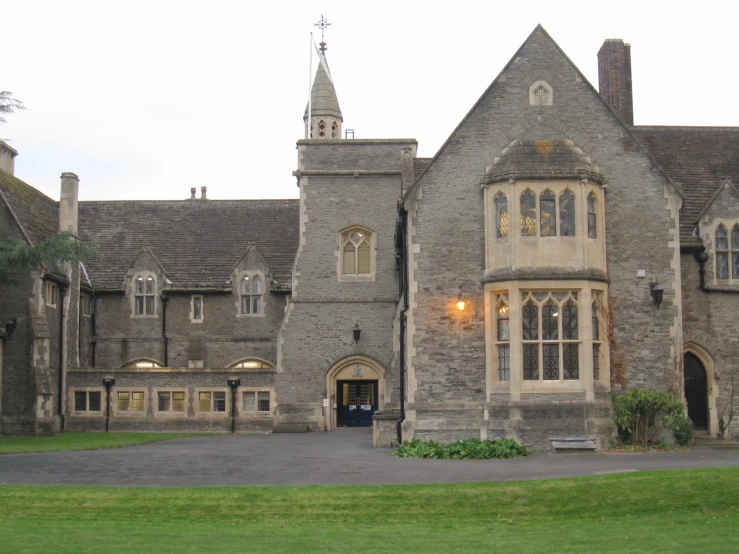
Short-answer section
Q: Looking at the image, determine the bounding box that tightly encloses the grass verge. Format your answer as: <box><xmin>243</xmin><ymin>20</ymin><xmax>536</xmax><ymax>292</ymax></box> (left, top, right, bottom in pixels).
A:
<box><xmin>0</xmin><ymin>467</ymin><xmax>737</xmax><ymax>552</ymax></box>
<box><xmin>0</xmin><ymin>432</ymin><xmax>200</xmax><ymax>455</ymax></box>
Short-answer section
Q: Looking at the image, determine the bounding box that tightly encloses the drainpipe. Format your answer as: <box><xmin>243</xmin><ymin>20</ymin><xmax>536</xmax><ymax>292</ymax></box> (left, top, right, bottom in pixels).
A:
<box><xmin>103</xmin><ymin>377</ymin><xmax>115</xmax><ymax>432</ymax></box>
<box><xmin>90</xmin><ymin>293</ymin><xmax>97</xmax><ymax>368</ymax></box>
<box><xmin>160</xmin><ymin>294</ymin><xmax>169</xmax><ymax>367</ymax></box>
<box><xmin>695</xmin><ymin>243</ymin><xmax>739</xmax><ymax>294</ymax></box>
<box><xmin>57</xmin><ymin>284</ymin><xmax>67</xmax><ymax>431</ymax></box>
<box><xmin>395</xmin><ymin>200</ymin><xmax>409</xmax><ymax>445</ymax></box>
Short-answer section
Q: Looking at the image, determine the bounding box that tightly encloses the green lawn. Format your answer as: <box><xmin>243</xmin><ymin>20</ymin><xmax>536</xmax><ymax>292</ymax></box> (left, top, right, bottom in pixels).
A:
<box><xmin>0</xmin><ymin>468</ymin><xmax>737</xmax><ymax>552</ymax></box>
<box><xmin>0</xmin><ymin>432</ymin><xmax>199</xmax><ymax>454</ymax></box>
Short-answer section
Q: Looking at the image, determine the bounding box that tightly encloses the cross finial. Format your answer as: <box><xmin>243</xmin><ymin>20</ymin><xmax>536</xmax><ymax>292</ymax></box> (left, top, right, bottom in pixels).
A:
<box><xmin>314</xmin><ymin>14</ymin><xmax>331</xmax><ymax>55</ymax></box>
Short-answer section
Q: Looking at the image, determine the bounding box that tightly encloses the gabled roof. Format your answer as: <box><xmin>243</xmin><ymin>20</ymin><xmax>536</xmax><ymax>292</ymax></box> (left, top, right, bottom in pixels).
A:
<box><xmin>78</xmin><ymin>199</ymin><xmax>299</xmax><ymax>290</ymax></box>
<box><xmin>631</xmin><ymin>126</ymin><xmax>739</xmax><ymax>245</ymax></box>
<box><xmin>0</xmin><ymin>168</ymin><xmax>59</xmax><ymax>245</ymax></box>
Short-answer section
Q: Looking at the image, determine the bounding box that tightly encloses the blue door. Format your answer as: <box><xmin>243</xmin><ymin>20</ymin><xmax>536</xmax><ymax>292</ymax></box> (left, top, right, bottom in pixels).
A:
<box><xmin>337</xmin><ymin>380</ymin><xmax>378</xmax><ymax>427</ymax></box>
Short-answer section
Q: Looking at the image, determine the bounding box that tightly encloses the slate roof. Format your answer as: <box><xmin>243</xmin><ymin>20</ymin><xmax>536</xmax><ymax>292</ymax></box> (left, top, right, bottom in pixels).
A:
<box><xmin>482</xmin><ymin>139</ymin><xmax>604</xmax><ymax>184</ymax></box>
<box><xmin>78</xmin><ymin>199</ymin><xmax>300</xmax><ymax>291</ymax></box>
<box><xmin>631</xmin><ymin>126</ymin><xmax>739</xmax><ymax>246</ymax></box>
<box><xmin>0</xmin><ymin>168</ymin><xmax>59</xmax><ymax>245</ymax></box>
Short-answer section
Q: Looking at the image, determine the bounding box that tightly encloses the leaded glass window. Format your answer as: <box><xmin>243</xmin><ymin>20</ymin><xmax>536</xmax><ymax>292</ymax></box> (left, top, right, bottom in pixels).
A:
<box><xmin>543</xmin><ymin>343</ymin><xmax>559</xmax><ymax>380</ymax></box>
<box><xmin>562</xmin><ymin>300</ymin><xmax>578</xmax><ymax>340</ymax></box>
<box><xmin>587</xmin><ymin>193</ymin><xmax>597</xmax><ymax>239</ymax></box>
<box><xmin>523</xmin><ymin>344</ymin><xmax>539</xmax><ymax>380</ymax></box>
<box><xmin>520</xmin><ymin>190</ymin><xmax>537</xmax><ymax>236</ymax></box>
<box><xmin>342</xmin><ymin>228</ymin><xmax>372</xmax><ymax>276</ymax></box>
<box><xmin>592</xmin><ymin>344</ymin><xmax>600</xmax><ymax>381</ymax></box>
<box><xmin>495</xmin><ymin>193</ymin><xmax>508</xmax><ymax>239</ymax></box>
<box><xmin>592</xmin><ymin>302</ymin><xmax>600</xmax><ymax>341</ymax></box>
<box><xmin>240</xmin><ymin>274</ymin><xmax>263</xmax><ymax>314</ymax></box>
<box><xmin>540</xmin><ymin>190</ymin><xmax>556</xmax><ymax>236</ymax></box>
<box><xmin>522</xmin><ymin>301</ymin><xmax>538</xmax><ymax>340</ymax></box>
<box><xmin>497</xmin><ymin>302</ymin><xmax>510</xmax><ymax>381</ymax></box>
<box><xmin>716</xmin><ymin>225</ymin><xmax>729</xmax><ymax>279</ymax></box>
<box><xmin>563</xmin><ymin>343</ymin><xmax>579</xmax><ymax>380</ymax></box>
<box><xmin>134</xmin><ymin>275</ymin><xmax>155</xmax><ymax>315</ymax></box>
<box><xmin>498</xmin><ymin>345</ymin><xmax>510</xmax><ymax>381</ymax></box>
<box><xmin>542</xmin><ymin>300</ymin><xmax>558</xmax><ymax>340</ymax></box>
<box><xmin>559</xmin><ymin>190</ymin><xmax>576</xmax><ymax>237</ymax></box>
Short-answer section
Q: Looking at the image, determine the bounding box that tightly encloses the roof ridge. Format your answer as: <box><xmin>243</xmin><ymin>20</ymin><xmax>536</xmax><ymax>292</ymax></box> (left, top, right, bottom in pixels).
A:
<box><xmin>632</xmin><ymin>125</ymin><xmax>739</xmax><ymax>132</ymax></box>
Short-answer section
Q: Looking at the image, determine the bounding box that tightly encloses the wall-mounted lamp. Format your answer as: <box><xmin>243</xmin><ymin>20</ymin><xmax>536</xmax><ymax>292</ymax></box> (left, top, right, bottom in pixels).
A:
<box><xmin>456</xmin><ymin>286</ymin><xmax>466</xmax><ymax>311</ymax></box>
<box><xmin>649</xmin><ymin>280</ymin><xmax>664</xmax><ymax>309</ymax></box>
<box><xmin>352</xmin><ymin>323</ymin><xmax>362</xmax><ymax>345</ymax></box>
<box><xmin>5</xmin><ymin>317</ymin><xmax>17</xmax><ymax>339</ymax></box>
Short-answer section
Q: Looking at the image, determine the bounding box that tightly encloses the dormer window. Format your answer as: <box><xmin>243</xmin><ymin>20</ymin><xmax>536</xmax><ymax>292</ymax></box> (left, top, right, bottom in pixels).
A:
<box><xmin>134</xmin><ymin>274</ymin><xmax>156</xmax><ymax>316</ymax></box>
<box><xmin>240</xmin><ymin>274</ymin><xmax>263</xmax><ymax>315</ymax></box>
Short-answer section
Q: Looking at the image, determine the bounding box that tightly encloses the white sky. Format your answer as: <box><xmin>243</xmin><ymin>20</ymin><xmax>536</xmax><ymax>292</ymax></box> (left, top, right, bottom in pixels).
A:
<box><xmin>3</xmin><ymin>1</ymin><xmax>737</xmax><ymax>202</ymax></box>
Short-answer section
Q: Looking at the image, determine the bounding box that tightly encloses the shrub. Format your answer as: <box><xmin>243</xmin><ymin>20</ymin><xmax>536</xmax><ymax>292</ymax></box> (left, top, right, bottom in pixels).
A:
<box><xmin>393</xmin><ymin>438</ymin><xmax>529</xmax><ymax>460</ymax></box>
<box><xmin>670</xmin><ymin>413</ymin><xmax>695</xmax><ymax>446</ymax></box>
<box><xmin>609</xmin><ymin>389</ymin><xmax>683</xmax><ymax>447</ymax></box>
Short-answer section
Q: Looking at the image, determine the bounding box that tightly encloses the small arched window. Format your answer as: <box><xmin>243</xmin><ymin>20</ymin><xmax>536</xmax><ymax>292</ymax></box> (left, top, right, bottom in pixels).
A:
<box><xmin>229</xmin><ymin>359</ymin><xmax>275</xmax><ymax>369</ymax></box>
<box><xmin>559</xmin><ymin>189</ymin><xmax>576</xmax><ymax>237</ymax></box>
<box><xmin>587</xmin><ymin>193</ymin><xmax>597</xmax><ymax>239</ymax></box>
<box><xmin>494</xmin><ymin>193</ymin><xmax>508</xmax><ymax>239</ymax></box>
<box><xmin>134</xmin><ymin>275</ymin><xmax>156</xmax><ymax>315</ymax></box>
<box><xmin>123</xmin><ymin>358</ymin><xmax>164</xmax><ymax>369</ymax></box>
<box><xmin>342</xmin><ymin>228</ymin><xmax>372</xmax><ymax>276</ymax></box>
<box><xmin>241</xmin><ymin>274</ymin><xmax>263</xmax><ymax>314</ymax></box>
<box><xmin>540</xmin><ymin>190</ymin><xmax>556</xmax><ymax>236</ymax></box>
<box><xmin>716</xmin><ymin>224</ymin><xmax>729</xmax><ymax>279</ymax></box>
<box><xmin>520</xmin><ymin>190</ymin><xmax>537</xmax><ymax>236</ymax></box>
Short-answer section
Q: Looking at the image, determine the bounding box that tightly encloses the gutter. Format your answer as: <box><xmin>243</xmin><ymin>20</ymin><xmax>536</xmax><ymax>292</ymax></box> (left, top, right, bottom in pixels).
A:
<box><xmin>161</xmin><ymin>294</ymin><xmax>169</xmax><ymax>367</ymax></box>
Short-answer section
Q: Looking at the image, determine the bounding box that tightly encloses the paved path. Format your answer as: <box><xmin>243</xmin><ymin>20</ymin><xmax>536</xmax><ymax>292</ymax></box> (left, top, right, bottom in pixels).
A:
<box><xmin>1</xmin><ymin>429</ymin><xmax>738</xmax><ymax>487</ymax></box>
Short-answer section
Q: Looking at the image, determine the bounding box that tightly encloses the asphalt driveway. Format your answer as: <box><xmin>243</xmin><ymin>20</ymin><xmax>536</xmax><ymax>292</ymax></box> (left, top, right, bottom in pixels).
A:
<box><xmin>1</xmin><ymin>429</ymin><xmax>738</xmax><ymax>487</ymax></box>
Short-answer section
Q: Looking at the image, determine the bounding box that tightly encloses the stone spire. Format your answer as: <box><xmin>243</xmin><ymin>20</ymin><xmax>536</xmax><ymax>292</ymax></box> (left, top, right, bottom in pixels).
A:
<box><xmin>304</xmin><ymin>15</ymin><xmax>343</xmax><ymax>139</ymax></box>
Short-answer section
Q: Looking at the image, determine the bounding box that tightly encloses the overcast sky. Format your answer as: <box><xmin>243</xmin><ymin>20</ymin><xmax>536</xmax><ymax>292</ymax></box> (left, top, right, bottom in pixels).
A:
<box><xmin>3</xmin><ymin>1</ymin><xmax>737</xmax><ymax>202</ymax></box>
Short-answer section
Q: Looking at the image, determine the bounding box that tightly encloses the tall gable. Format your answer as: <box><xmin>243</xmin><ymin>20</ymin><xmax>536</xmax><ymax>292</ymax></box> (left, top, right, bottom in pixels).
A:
<box><xmin>78</xmin><ymin>199</ymin><xmax>299</xmax><ymax>290</ymax></box>
<box><xmin>0</xmin><ymin>169</ymin><xmax>59</xmax><ymax>245</ymax></box>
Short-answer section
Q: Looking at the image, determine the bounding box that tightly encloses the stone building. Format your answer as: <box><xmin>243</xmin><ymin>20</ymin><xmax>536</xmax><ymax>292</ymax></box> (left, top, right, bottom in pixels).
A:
<box><xmin>1</xmin><ymin>26</ymin><xmax>738</xmax><ymax>447</ymax></box>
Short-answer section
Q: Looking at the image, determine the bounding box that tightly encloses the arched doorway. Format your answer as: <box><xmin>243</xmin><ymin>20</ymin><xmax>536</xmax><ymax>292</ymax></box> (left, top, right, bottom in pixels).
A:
<box><xmin>325</xmin><ymin>356</ymin><xmax>385</xmax><ymax>430</ymax></box>
<box><xmin>684</xmin><ymin>352</ymin><xmax>708</xmax><ymax>430</ymax></box>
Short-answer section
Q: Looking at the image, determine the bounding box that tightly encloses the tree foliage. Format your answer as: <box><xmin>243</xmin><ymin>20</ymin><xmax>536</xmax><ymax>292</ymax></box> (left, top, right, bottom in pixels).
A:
<box><xmin>0</xmin><ymin>91</ymin><xmax>25</xmax><ymax>125</ymax></box>
<box><xmin>0</xmin><ymin>232</ymin><xmax>95</xmax><ymax>284</ymax></box>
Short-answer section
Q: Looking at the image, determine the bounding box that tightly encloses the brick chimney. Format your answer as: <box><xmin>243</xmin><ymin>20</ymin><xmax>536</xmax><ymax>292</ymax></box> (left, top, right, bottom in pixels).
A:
<box><xmin>190</xmin><ymin>187</ymin><xmax>196</xmax><ymax>199</ymax></box>
<box><xmin>59</xmin><ymin>172</ymin><xmax>79</xmax><ymax>235</ymax></box>
<box><xmin>0</xmin><ymin>141</ymin><xmax>18</xmax><ymax>175</ymax></box>
<box><xmin>200</xmin><ymin>186</ymin><xmax>207</xmax><ymax>200</ymax></box>
<box><xmin>598</xmin><ymin>39</ymin><xmax>634</xmax><ymax>126</ymax></box>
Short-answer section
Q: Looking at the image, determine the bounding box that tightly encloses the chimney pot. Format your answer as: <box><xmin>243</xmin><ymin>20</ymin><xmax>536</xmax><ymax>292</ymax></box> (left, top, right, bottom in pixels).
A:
<box><xmin>0</xmin><ymin>141</ymin><xmax>19</xmax><ymax>176</ymax></box>
<box><xmin>200</xmin><ymin>186</ymin><xmax>207</xmax><ymax>200</ymax></box>
<box><xmin>190</xmin><ymin>187</ymin><xmax>196</xmax><ymax>199</ymax></box>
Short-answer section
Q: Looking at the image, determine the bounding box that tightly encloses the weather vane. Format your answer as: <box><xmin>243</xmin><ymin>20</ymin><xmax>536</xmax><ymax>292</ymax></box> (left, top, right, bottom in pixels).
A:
<box><xmin>314</xmin><ymin>14</ymin><xmax>331</xmax><ymax>54</ymax></box>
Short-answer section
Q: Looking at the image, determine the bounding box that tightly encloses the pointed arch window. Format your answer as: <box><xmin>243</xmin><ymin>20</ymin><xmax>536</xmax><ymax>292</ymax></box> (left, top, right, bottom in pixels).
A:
<box><xmin>520</xmin><ymin>190</ymin><xmax>537</xmax><ymax>236</ymax></box>
<box><xmin>341</xmin><ymin>228</ymin><xmax>372</xmax><ymax>276</ymax></box>
<box><xmin>716</xmin><ymin>224</ymin><xmax>729</xmax><ymax>279</ymax></box>
<box><xmin>592</xmin><ymin>300</ymin><xmax>601</xmax><ymax>381</ymax></box>
<box><xmin>241</xmin><ymin>274</ymin><xmax>263</xmax><ymax>314</ymax></box>
<box><xmin>559</xmin><ymin>189</ymin><xmax>576</xmax><ymax>237</ymax></box>
<box><xmin>494</xmin><ymin>193</ymin><xmax>508</xmax><ymax>239</ymax></box>
<box><xmin>496</xmin><ymin>300</ymin><xmax>510</xmax><ymax>381</ymax></box>
<box><xmin>587</xmin><ymin>193</ymin><xmax>597</xmax><ymax>239</ymax></box>
<box><xmin>522</xmin><ymin>299</ymin><xmax>539</xmax><ymax>380</ymax></box>
<box><xmin>540</xmin><ymin>190</ymin><xmax>556</xmax><ymax>237</ymax></box>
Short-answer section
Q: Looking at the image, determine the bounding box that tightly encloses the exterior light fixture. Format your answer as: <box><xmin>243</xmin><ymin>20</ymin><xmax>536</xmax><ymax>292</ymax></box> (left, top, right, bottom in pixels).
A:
<box><xmin>352</xmin><ymin>323</ymin><xmax>361</xmax><ymax>345</ymax></box>
<box><xmin>102</xmin><ymin>377</ymin><xmax>116</xmax><ymax>433</ymax></box>
<box><xmin>227</xmin><ymin>377</ymin><xmax>241</xmax><ymax>434</ymax></box>
<box><xmin>649</xmin><ymin>280</ymin><xmax>664</xmax><ymax>309</ymax></box>
<box><xmin>5</xmin><ymin>317</ymin><xmax>17</xmax><ymax>339</ymax></box>
<box><xmin>456</xmin><ymin>286</ymin><xmax>466</xmax><ymax>311</ymax></box>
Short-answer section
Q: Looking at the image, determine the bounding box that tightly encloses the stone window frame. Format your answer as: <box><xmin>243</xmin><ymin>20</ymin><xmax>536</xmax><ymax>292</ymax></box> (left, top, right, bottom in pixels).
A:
<box><xmin>240</xmin><ymin>387</ymin><xmax>275</xmax><ymax>417</ymax></box>
<box><xmin>154</xmin><ymin>388</ymin><xmax>188</xmax><ymax>416</ymax></box>
<box><xmin>191</xmin><ymin>295</ymin><xmax>204</xmax><ymax>323</ymax></box>
<box><xmin>71</xmin><ymin>388</ymin><xmax>103</xmax><ymax>415</ymax></box>
<box><xmin>521</xmin><ymin>291</ymin><xmax>581</xmax><ymax>381</ymax></box>
<box><xmin>113</xmin><ymin>388</ymin><xmax>147</xmax><ymax>415</ymax></box>
<box><xmin>714</xmin><ymin>222</ymin><xmax>739</xmax><ymax>281</ymax></box>
<box><xmin>337</xmin><ymin>225</ymin><xmax>376</xmax><ymax>282</ymax></box>
<box><xmin>195</xmin><ymin>388</ymin><xmax>230</xmax><ymax>415</ymax></box>
<box><xmin>587</xmin><ymin>192</ymin><xmax>598</xmax><ymax>239</ymax></box>
<box><xmin>45</xmin><ymin>281</ymin><xmax>58</xmax><ymax>308</ymax></box>
<box><xmin>81</xmin><ymin>294</ymin><xmax>92</xmax><ymax>317</ymax></box>
<box><xmin>120</xmin><ymin>358</ymin><xmax>165</xmax><ymax>369</ymax></box>
<box><xmin>131</xmin><ymin>271</ymin><xmax>157</xmax><ymax>318</ymax></box>
<box><xmin>591</xmin><ymin>293</ymin><xmax>604</xmax><ymax>382</ymax></box>
<box><xmin>228</xmin><ymin>358</ymin><xmax>276</xmax><ymax>370</ymax></box>
<box><xmin>528</xmin><ymin>80</ymin><xmax>553</xmax><ymax>106</ymax></box>
<box><xmin>494</xmin><ymin>192</ymin><xmax>509</xmax><ymax>239</ymax></box>
<box><xmin>236</xmin><ymin>271</ymin><xmax>266</xmax><ymax>318</ymax></box>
